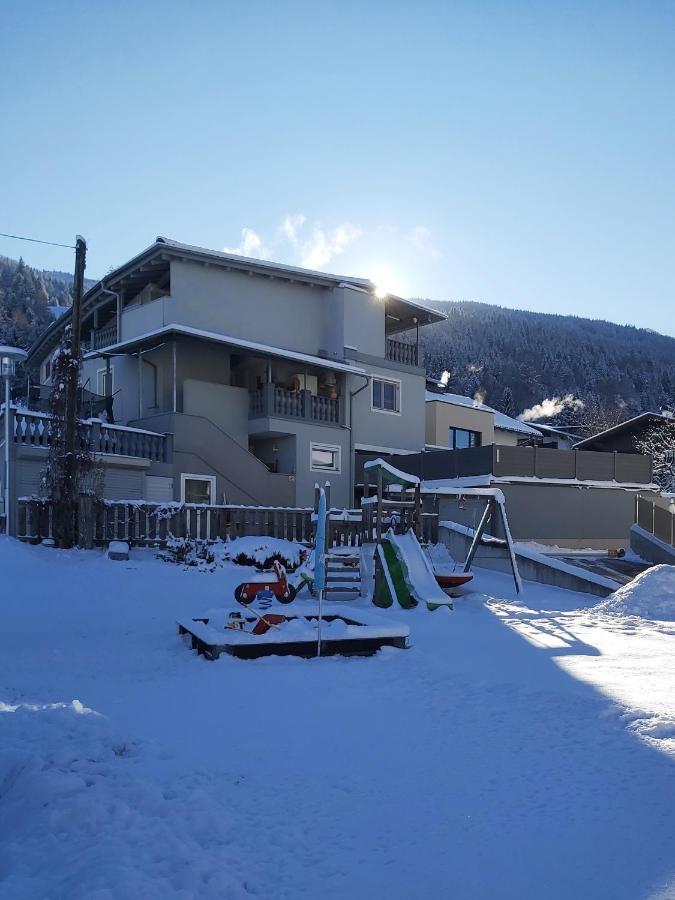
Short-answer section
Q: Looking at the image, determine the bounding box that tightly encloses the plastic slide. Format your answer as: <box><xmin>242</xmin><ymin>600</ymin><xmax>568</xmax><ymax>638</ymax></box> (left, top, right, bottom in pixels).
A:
<box><xmin>373</xmin><ymin>529</ymin><xmax>453</xmax><ymax>611</ymax></box>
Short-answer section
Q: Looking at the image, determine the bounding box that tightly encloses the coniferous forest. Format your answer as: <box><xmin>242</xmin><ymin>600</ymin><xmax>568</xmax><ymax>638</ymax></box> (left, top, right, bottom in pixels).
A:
<box><xmin>417</xmin><ymin>299</ymin><xmax>675</xmax><ymax>421</ymax></box>
<box><xmin>2</xmin><ymin>255</ymin><xmax>675</xmax><ymax>424</ymax></box>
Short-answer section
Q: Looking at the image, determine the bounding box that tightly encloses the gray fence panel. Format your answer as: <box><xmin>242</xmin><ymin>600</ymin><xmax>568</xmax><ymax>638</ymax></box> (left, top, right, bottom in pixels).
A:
<box><xmin>535</xmin><ymin>448</ymin><xmax>576</xmax><ymax>479</ymax></box>
<box><xmin>575</xmin><ymin>451</ymin><xmax>615</xmax><ymax>481</ymax></box>
<box><xmin>614</xmin><ymin>454</ymin><xmax>652</xmax><ymax>485</ymax></box>
<box><xmin>494</xmin><ymin>445</ymin><xmax>534</xmax><ymax>477</ymax></box>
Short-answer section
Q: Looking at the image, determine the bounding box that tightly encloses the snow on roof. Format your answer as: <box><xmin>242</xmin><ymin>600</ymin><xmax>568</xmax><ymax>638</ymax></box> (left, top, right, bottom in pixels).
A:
<box><xmin>83</xmin><ymin>324</ymin><xmax>367</xmax><ymax>376</ymax></box>
<box><xmin>363</xmin><ymin>457</ymin><xmax>420</xmax><ymax>486</ymax></box>
<box><xmin>425</xmin><ymin>391</ymin><xmax>539</xmax><ymax>436</ymax></box>
<box><xmin>155</xmin><ymin>237</ymin><xmax>371</xmax><ymax>288</ymax></box>
<box><xmin>573</xmin><ymin>412</ymin><xmax>666</xmax><ymax>448</ymax></box>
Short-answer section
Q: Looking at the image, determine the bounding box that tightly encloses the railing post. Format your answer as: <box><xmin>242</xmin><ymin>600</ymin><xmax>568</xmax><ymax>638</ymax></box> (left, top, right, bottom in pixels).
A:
<box><xmin>89</xmin><ymin>419</ymin><xmax>102</xmax><ymax>455</ymax></box>
<box><xmin>263</xmin><ymin>382</ymin><xmax>275</xmax><ymax>416</ymax></box>
<box><xmin>163</xmin><ymin>432</ymin><xmax>174</xmax><ymax>463</ymax></box>
<box><xmin>301</xmin><ymin>389</ymin><xmax>311</xmax><ymax>420</ymax></box>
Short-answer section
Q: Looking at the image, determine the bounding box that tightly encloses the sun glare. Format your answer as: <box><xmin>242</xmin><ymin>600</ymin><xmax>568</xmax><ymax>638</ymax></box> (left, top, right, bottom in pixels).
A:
<box><xmin>371</xmin><ymin>266</ymin><xmax>401</xmax><ymax>299</ymax></box>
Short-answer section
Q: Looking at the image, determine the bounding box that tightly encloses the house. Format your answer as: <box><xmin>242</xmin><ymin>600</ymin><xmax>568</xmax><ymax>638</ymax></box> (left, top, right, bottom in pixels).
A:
<box><xmin>574</xmin><ymin>411</ymin><xmax>673</xmax><ymax>453</ymax></box>
<box><xmin>424</xmin><ymin>388</ymin><xmax>541</xmax><ymax>449</ymax></box>
<box><xmin>528</xmin><ymin>422</ymin><xmax>582</xmax><ymax>449</ymax></box>
<box><xmin>13</xmin><ymin>237</ymin><xmax>445</xmax><ymax>528</ymax></box>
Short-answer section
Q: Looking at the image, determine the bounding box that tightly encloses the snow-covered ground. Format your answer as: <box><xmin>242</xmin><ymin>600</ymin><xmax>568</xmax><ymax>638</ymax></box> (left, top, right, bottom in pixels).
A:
<box><xmin>1</xmin><ymin>537</ymin><xmax>674</xmax><ymax>900</ymax></box>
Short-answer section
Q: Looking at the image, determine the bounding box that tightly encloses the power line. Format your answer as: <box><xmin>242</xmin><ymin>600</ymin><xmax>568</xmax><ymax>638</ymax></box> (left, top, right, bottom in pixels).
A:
<box><xmin>0</xmin><ymin>231</ymin><xmax>75</xmax><ymax>250</ymax></box>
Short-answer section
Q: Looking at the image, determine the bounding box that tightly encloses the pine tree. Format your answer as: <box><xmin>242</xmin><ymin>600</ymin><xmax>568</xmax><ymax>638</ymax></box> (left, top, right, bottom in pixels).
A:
<box><xmin>634</xmin><ymin>419</ymin><xmax>675</xmax><ymax>491</ymax></box>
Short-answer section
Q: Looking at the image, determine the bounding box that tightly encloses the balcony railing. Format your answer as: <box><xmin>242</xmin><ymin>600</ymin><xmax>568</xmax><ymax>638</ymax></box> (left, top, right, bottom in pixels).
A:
<box><xmin>386</xmin><ymin>337</ymin><xmax>419</xmax><ymax>367</ymax></box>
<box><xmin>93</xmin><ymin>322</ymin><xmax>118</xmax><ymax>349</ymax></box>
<box><xmin>2</xmin><ymin>408</ymin><xmax>172</xmax><ymax>463</ymax></box>
<box><xmin>249</xmin><ymin>385</ymin><xmax>343</xmax><ymax>425</ymax></box>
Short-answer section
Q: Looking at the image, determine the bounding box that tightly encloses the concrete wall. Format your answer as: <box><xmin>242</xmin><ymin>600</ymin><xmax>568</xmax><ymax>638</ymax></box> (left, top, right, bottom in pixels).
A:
<box><xmin>630</xmin><ymin>524</ymin><xmax>675</xmax><ymax>565</ymax></box>
<box><xmin>341</xmin><ymin>286</ymin><xmax>385</xmax><ymax>358</ymax></box>
<box><xmin>183</xmin><ymin>379</ymin><xmax>248</xmax><ymax>448</ymax></box>
<box><xmin>169</xmin><ymin>260</ymin><xmax>341</xmax><ymax>359</ymax></box>
<box><xmin>438</xmin><ymin>481</ymin><xmax>652</xmax><ymax>549</ymax></box>
<box><xmin>131</xmin><ymin>411</ymin><xmax>295</xmax><ymax>507</ymax></box>
<box><xmin>347</xmin><ymin>360</ymin><xmax>426</xmax><ymax>454</ymax></box>
<box><xmin>425</xmin><ymin>399</ymin><xmax>495</xmax><ymax>447</ymax></box>
<box><xmin>440</xmin><ymin>525</ymin><xmax>614</xmax><ymax>597</ymax></box>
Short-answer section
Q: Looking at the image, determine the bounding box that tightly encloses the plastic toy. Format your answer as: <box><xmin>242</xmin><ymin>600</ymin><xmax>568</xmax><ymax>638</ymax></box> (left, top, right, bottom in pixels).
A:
<box><xmin>233</xmin><ymin>560</ymin><xmax>297</xmax><ymax>605</ymax></box>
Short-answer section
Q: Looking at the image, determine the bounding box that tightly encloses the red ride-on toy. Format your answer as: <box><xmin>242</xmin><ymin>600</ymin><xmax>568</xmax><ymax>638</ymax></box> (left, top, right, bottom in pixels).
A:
<box><xmin>234</xmin><ymin>560</ymin><xmax>297</xmax><ymax>605</ymax></box>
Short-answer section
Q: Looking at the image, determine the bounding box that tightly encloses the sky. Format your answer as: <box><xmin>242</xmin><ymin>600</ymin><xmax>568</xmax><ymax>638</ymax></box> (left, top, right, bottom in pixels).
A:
<box><xmin>1</xmin><ymin>0</ymin><xmax>674</xmax><ymax>335</ymax></box>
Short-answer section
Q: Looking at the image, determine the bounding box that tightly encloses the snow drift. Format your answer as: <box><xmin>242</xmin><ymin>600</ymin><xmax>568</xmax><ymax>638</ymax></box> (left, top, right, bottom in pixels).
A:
<box><xmin>598</xmin><ymin>564</ymin><xmax>675</xmax><ymax>621</ymax></box>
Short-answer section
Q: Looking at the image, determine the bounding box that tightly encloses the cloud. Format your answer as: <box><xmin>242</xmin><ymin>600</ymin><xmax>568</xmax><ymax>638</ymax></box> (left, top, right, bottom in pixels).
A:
<box><xmin>223</xmin><ymin>227</ymin><xmax>269</xmax><ymax>259</ymax></box>
<box><xmin>300</xmin><ymin>222</ymin><xmax>363</xmax><ymax>269</ymax></box>
<box><xmin>279</xmin><ymin>214</ymin><xmax>306</xmax><ymax>246</ymax></box>
<box><xmin>519</xmin><ymin>395</ymin><xmax>584</xmax><ymax>422</ymax></box>
<box><xmin>223</xmin><ymin>214</ymin><xmax>437</xmax><ymax>275</ymax></box>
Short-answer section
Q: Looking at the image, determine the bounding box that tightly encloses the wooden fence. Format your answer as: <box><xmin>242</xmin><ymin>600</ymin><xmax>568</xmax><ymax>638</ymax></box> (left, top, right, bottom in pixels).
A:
<box><xmin>17</xmin><ymin>497</ymin><xmax>438</xmax><ymax>548</ymax></box>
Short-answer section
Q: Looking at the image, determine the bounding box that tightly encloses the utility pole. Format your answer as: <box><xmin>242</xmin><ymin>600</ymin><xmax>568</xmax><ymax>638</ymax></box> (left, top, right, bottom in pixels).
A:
<box><xmin>63</xmin><ymin>236</ymin><xmax>86</xmax><ymax>456</ymax></box>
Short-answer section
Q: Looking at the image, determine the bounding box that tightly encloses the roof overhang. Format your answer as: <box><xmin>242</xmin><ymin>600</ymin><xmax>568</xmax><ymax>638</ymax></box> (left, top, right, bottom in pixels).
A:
<box><xmin>84</xmin><ymin>324</ymin><xmax>367</xmax><ymax>376</ymax></box>
<box><xmin>384</xmin><ymin>295</ymin><xmax>446</xmax><ymax>335</ymax></box>
<box><xmin>573</xmin><ymin>412</ymin><xmax>665</xmax><ymax>448</ymax></box>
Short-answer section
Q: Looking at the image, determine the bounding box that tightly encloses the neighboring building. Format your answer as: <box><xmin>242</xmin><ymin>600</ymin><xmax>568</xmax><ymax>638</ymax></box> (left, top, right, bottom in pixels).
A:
<box><xmin>424</xmin><ymin>389</ymin><xmax>541</xmax><ymax>449</ymax></box>
<box><xmin>528</xmin><ymin>422</ymin><xmax>582</xmax><ymax>449</ymax></box>
<box><xmin>574</xmin><ymin>412</ymin><xmax>673</xmax><ymax>453</ymax></box>
<box><xmin>355</xmin><ymin>442</ymin><xmax>657</xmax><ymax>550</ymax></box>
<box><xmin>16</xmin><ymin>237</ymin><xmax>445</xmax><ymax>523</ymax></box>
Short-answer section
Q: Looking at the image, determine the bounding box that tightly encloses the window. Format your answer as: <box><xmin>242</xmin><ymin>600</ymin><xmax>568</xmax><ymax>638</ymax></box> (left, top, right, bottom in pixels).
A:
<box><xmin>180</xmin><ymin>473</ymin><xmax>216</xmax><ymax>505</ymax></box>
<box><xmin>97</xmin><ymin>366</ymin><xmax>114</xmax><ymax>396</ymax></box>
<box><xmin>449</xmin><ymin>427</ymin><xmax>481</xmax><ymax>450</ymax></box>
<box><xmin>310</xmin><ymin>442</ymin><xmax>341</xmax><ymax>473</ymax></box>
<box><xmin>371</xmin><ymin>377</ymin><xmax>401</xmax><ymax>414</ymax></box>
<box><xmin>43</xmin><ymin>359</ymin><xmax>51</xmax><ymax>382</ymax></box>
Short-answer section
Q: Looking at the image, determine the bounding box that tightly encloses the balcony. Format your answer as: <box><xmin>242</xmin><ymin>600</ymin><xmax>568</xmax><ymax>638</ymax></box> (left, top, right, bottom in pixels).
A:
<box><xmin>4</xmin><ymin>408</ymin><xmax>172</xmax><ymax>463</ymax></box>
<box><xmin>386</xmin><ymin>337</ymin><xmax>419</xmax><ymax>367</ymax></box>
<box><xmin>249</xmin><ymin>385</ymin><xmax>343</xmax><ymax>426</ymax></box>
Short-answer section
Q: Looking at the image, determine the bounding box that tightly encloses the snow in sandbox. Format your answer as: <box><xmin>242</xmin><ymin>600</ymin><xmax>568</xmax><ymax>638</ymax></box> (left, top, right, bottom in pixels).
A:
<box><xmin>598</xmin><ymin>564</ymin><xmax>675</xmax><ymax>621</ymax></box>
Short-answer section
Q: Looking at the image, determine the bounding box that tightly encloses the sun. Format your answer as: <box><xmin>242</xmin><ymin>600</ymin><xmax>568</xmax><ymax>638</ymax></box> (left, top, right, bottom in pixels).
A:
<box><xmin>371</xmin><ymin>266</ymin><xmax>402</xmax><ymax>299</ymax></box>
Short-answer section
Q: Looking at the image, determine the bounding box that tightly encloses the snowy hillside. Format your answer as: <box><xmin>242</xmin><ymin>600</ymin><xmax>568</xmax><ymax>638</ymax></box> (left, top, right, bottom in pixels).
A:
<box><xmin>1</xmin><ymin>538</ymin><xmax>674</xmax><ymax>899</ymax></box>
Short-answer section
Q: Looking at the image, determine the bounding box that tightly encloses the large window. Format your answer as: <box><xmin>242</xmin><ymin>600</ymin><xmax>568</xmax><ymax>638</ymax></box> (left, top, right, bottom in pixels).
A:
<box><xmin>449</xmin><ymin>427</ymin><xmax>481</xmax><ymax>450</ymax></box>
<box><xmin>372</xmin><ymin>377</ymin><xmax>401</xmax><ymax>414</ymax></box>
<box><xmin>180</xmin><ymin>473</ymin><xmax>216</xmax><ymax>505</ymax></box>
<box><xmin>310</xmin><ymin>442</ymin><xmax>341</xmax><ymax>473</ymax></box>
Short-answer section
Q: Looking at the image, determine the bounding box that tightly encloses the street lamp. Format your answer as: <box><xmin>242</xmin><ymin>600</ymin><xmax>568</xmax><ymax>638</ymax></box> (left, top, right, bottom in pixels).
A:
<box><xmin>1</xmin><ymin>345</ymin><xmax>28</xmax><ymax>536</ymax></box>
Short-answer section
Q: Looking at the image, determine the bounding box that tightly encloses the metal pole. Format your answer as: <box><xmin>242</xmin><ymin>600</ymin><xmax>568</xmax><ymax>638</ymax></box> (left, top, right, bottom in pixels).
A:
<box><xmin>4</xmin><ymin>374</ymin><xmax>10</xmax><ymax>535</ymax></box>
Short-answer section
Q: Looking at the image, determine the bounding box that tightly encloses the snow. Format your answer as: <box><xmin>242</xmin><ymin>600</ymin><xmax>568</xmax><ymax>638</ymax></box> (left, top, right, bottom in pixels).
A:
<box><xmin>387</xmin><ymin>529</ymin><xmax>452</xmax><ymax>605</ymax></box>
<box><xmin>598</xmin><ymin>565</ymin><xmax>675</xmax><ymax>620</ymax></box>
<box><xmin>1</xmin><ymin>536</ymin><xmax>675</xmax><ymax>899</ymax></box>
<box><xmin>363</xmin><ymin>457</ymin><xmax>420</xmax><ymax>485</ymax></box>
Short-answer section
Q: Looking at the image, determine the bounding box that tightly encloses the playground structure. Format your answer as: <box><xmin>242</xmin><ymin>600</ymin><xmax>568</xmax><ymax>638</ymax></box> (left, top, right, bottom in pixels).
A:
<box><xmin>362</xmin><ymin>459</ymin><xmax>455</xmax><ymax>611</ymax></box>
<box><xmin>362</xmin><ymin>458</ymin><xmax>521</xmax><ymax>608</ymax></box>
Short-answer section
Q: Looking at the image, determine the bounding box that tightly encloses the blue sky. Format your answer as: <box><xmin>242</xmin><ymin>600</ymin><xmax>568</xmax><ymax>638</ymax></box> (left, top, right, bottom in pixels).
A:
<box><xmin>2</xmin><ymin>1</ymin><xmax>674</xmax><ymax>334</ymax></box>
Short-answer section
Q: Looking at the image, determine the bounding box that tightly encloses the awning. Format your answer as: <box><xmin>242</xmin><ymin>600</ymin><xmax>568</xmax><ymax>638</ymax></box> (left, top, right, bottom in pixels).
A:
<box><xmin>84</xmin><ymin>323</ymin><xmax>367</xmax><ymax>376</ymax></box>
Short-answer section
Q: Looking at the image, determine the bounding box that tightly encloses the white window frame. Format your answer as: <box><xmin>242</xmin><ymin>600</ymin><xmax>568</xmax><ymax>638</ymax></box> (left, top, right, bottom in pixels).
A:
<box><xmin>310</xmin><ymin>442</ymin><xmax>342</xmax><ymax>474</ymax></box>
<box><xmin>180</xmin><ymin>473</ymin><xmax>217</xmax><ymax>505</ymax></box>
<box><xmin>97</xmin><ymin>365</ymin><xmax>114</xmax><ymax>396</ymax></box>
<box><xmin>371</xmin><ymin>377</ymin><xmax>401</xmax><ymax>415</ymax></box>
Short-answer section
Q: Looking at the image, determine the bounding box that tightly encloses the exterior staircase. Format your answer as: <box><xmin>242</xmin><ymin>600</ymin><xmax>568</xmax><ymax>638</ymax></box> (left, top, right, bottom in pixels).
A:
<box><xmin>324</xmin><ymin>551</ymin><xmax>361</xmax><ymax>599</ymax></box>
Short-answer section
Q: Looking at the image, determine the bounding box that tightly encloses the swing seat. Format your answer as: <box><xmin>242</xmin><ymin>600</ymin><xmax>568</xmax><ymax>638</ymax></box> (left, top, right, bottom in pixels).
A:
<box><xmin>435</xmin><ymin>573</ymin><xmax>474</xmax><ymax>589</ymax></box>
